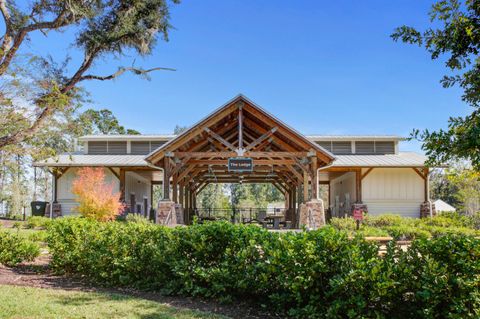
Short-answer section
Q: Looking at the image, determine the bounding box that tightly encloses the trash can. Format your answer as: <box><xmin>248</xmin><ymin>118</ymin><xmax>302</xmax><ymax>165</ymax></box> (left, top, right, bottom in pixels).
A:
<box><xmin>30</xmin><ymin>201</ymin><xmax>48</xmax><ymax>217</ymax></box>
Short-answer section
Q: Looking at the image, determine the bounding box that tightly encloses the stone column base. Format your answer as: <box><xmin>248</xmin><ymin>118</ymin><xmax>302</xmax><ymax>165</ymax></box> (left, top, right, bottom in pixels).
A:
<box><xmin>420</xmin><ymin>202</ymin><xmax>436</xmax><ymax>218</ymax></box>
<box><xmin>157</xmin><ymin>201</ymin><xmax>177</xmax><ymax>226</ymax></box>
<box><xmin>299</xmin><ymin>199</ymin><xmax>326</xmax><ymax>230</ymax></box>
<box><xmin>175</xmin><ymin>204</ymin><xmax>184</xmax><ymax>224</ymax></box>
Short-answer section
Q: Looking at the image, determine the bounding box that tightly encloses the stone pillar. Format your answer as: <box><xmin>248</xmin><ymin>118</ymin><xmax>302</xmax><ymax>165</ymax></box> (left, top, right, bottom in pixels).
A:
<box><xmin>157</xmin><ymin>201</ymin><xmax>177</xmax><ymax>226</ymax></box>
<box><xmin>298</xmin><ymin>199</ymin><xmax>325</xmax><ymax>230</ymax></box>
<box><xmin>420</xmin><ymin>202</ymin><xmax>436</xmax><ymax>218</ymax></box>
<box><xmin>175</xmin><ymin>203</ymin><xmax>184</xmax><ymax>224</ymax></box>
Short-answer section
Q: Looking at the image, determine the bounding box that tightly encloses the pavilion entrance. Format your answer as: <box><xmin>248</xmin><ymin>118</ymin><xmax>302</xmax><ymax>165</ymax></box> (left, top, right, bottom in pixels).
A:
<box><xmin>145</xmin><ymin>95</ymin><xmax>334</xmax><ymax>228</ymax></box>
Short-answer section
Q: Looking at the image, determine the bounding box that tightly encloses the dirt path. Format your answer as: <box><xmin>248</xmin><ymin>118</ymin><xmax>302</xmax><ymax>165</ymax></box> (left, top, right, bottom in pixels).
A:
<box><xmin>0</xmin><ymin>256</ymin><xmax>280</xmax><ymax>319</ymax></box>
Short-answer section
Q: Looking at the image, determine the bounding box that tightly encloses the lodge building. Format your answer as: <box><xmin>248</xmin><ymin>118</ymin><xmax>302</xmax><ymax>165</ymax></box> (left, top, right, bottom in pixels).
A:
<box><xmin>36</xmin><ymin>95</ymin><xmax>432</xmax><ymax>226</ymax></box>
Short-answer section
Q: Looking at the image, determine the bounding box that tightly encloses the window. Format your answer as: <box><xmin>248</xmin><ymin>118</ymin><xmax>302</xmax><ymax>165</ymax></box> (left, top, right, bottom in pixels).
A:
<box><xmin>331</xmin><ymin>142</ymin><xmax>351</xmax><ymax>154</ymax></box>
<box><xmin>375</xmin><ymin>141</ymin><xmax>395</xmax><ymax>154</ymax></box>
<box><xmin>88</xmin><ymin>141</ymin><xmax>108</xmax><ymax>154</ymax></box>
<box><xmin>131</xmin><ymin>141</ymin><xmax>150</xmax><ymax>155</ymax></box>
<box><xmin>87</xmin><ymin>141</ymin><xmax>127</xmax><ymax>154</ymax></box>
<box><xmin>108</xmin><ymin>141</ymin><xmax>127</xmax><ymax>154</ymax></box>
<box><xmin>317</xmin><ymin>141</ymin><xmax>332</xmax><ymax>152</ymax></box>
<box><xmin>355</xmin><ymin>141</ymin><xmax>375</xmax><ymax>154</ymax></box>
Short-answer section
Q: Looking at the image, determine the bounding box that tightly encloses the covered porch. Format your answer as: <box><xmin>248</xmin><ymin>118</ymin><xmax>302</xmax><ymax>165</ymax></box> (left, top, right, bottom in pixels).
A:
<box><xmin>146</xmin><ymin>95</ymin><xmax>335</xmax><ymax>227</ymax></box>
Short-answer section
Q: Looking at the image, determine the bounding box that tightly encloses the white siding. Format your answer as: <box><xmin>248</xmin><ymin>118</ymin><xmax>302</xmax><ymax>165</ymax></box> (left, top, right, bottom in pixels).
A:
<box><xmin>56</xmin><ymin>167</ymin><xmax>120</xmax><ymax>216</ymax></box>
<box><xmin>125</xmin><ymin>172</ymin><xmax>151</xmax><ymax>215</ymax></box>
<box><xmin>330</xmin><ymin>172</ymin><xmax>356</xmax><ymax>216</ymax></box>
<box><xmin>362</xmin><ymin>168</ymin><xmax>424</xmax><ymax>218</ymax></box>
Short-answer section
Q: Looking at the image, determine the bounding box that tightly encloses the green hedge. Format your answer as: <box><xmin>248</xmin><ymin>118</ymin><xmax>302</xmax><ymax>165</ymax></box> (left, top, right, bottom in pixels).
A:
<box><xmin>0</xmin><ymin>231</ymin><xmax>40</xmax><ymax>266</ymax></box>
<box><xmin>47</xmin><ymin>218</ymin><xmax>480</xmax><ymax>318</ymax></box>
<box><xmin>331</xmin><ymin>213</ymin><xmax>480</xmax><ymax>240</ymax></box>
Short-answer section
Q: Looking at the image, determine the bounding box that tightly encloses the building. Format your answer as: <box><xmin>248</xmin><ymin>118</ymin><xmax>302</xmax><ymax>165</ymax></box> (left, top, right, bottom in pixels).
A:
<box><xmin>35</xmin><ymin>95</ymin><xmax>432</xmax><ymax>223</ymax></box>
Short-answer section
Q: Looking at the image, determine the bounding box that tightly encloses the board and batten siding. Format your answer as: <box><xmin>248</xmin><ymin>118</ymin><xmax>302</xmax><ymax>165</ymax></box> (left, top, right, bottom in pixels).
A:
<box><xmin>362</xmin><ymin>168</ymin><xmax>424</xmax><ymax>218</ymax></box>
<box><xmin>56</xmin><ymin>168</ymin><xmax>120</xmax><ymax>216</ymax></box>
<box><xmin>125</xmin><ymin>171</ymin><xmax>151</xmax><ymax>215</ymax></box>
<box><xmin>329</xmin><ymin>172</ymin><xmax>357</xmax><ymax>216</ymax></box>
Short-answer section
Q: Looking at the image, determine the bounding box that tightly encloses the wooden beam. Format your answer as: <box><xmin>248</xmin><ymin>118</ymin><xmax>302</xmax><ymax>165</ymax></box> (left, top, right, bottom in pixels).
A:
<box><xmin>163</xmin><ymin>157</ymin><xmax>170</xmax><ymax>200</ymax></box>
<box><xmin>119</xmin><ymin>168</ymin><xmax>126</xmax><ymax>202</ymax></box>
<box><xmin>303</xmin><ymin>170</ymin><xmax>308</xmax><ymax>202</ymax></box>
<box><xmin>311</xmin><ymin>157</ymin><xmax>318</xmax><ymax>199</ymax></box>
<box><xmin>361</xmin><ymin>168</ymin><xmax>374</xmax><ymax>180</ymax></box>
<box><xmin>188</xmin><ymin>159</ymin><xmax>296</xmax><ymax>165</ymax></box>
<box><xmin>244</xmin><ymin>127</ymin><xmax>278</xmax><ymax>152</ymax></box>
<box><xmin>413</xmin><ymin>167</ymin><xmax>427</xmax><ymax>180</ymax></box>
<box><xmin>356</xmin><ymin>169</ymin><xmax>362</xmax><ymax>203</ymax></box>
<box><xmin>204</xmin><ymin>127</ymin><xmax>236</xmax><ymax>151</ymax></box>
<box><xmin>238</xmin><ymin>103</ymin><xmax>243</xmax><ymax>149</ymax></box>
<box><xmin>108</xmin><ymin>167</ymin><xmax>119</xmax><ymax>180</ymax></box>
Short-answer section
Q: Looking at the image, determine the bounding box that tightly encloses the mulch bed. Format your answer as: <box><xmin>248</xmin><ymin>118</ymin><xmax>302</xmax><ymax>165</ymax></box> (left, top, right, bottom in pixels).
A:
<box><xmin>0</xmin><ymin>240</ymin><xmax>280</xmax><ymax>319</ymax></box>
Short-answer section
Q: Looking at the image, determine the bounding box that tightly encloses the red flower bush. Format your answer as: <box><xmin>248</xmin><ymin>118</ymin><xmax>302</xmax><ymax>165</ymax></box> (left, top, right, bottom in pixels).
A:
<box><xmin>72</xmin><ymin>167</ymin><xmax>125</xmax><ymax>221</ymax></box>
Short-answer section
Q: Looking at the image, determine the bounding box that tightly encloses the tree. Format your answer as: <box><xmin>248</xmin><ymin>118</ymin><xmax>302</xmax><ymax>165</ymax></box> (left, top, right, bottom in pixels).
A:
<box><xmin>429</xmin><ymin>168</ymin><xmax>461</xmax><ymax>207</ymax></box>
<box><xmin>392</xmin><ymin>0</ymin><xmax>480</xmax><ymax>169</ymax></box>
<box><xmin>76</xmin><ymin>109</ymin><xmax>140</xmax><ymax>135</ymax></box>
<box><xmin>72</xmin><ymin>167</ymin><xmax>125</xmax><ymax>221</ymax></box>
<box><xmin>0</xmin><ymin>0</ymin><xmax>177</xmax><ymax>150</ymax></box>
<box><xmin>445</xmin><ymin>166</ymin><xmax>480</xmax><ymax>215</ymax></box>
<box><xmin>173</xmin><ymin>125</ymin><xmax>188</xmax><ymax>135</ymax></box>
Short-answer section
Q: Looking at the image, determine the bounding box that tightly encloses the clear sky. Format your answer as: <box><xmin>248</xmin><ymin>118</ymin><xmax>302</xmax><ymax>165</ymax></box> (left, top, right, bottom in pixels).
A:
<box><xmin>18</xmin><ymin>1</ymin><xmax>474</xmax><ymax>152</ymax></box>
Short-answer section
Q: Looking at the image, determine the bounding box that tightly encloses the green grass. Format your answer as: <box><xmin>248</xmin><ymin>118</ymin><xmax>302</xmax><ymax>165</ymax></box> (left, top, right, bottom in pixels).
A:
<box><xmin>0</xmin><ymin>285</ymin><xmax>226</xmax><ymax>319</ymax></box>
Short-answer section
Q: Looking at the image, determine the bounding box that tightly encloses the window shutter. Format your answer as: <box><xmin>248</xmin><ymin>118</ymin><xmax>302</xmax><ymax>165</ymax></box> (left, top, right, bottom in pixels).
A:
<box><xmin>108</xmin><ymin>142</ymin><xmax>127</xmax><ymax>154</ymax></box>
<box><xmin>150</xmin><ymin>141</ymin><xmax>165</xmax><ymax>152</ymax></box>
<box><xmin>355</xmin><ymin>141</ymin><xmax>375</xmax><ymax>154</ymax></box>
<box><xmin>331</xmin><ymin>142</ymin><xmax>351</xmax><ymax>154</ymax></box>
<box><xmin>131</xmin><ymin>141</ymin><xmax>151</xmax><ymax>155</ymax></box>
<box><xmin>375</xmin><ymin>141</ymin><xmax>395</xmax><ymax>154</ymax></box>
<box><xmin>317</xmin><ymin>141</ymin><xmax>332</xmax><ymax>152</ymax></box>
<box><xmin>88</xmin><ymin>141</ymin><xmax>108</xmax><ymax>154</ymax></box>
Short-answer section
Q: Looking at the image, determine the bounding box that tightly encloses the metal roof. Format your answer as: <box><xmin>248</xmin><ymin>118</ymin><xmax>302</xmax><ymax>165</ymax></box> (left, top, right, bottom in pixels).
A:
<box><xmin>79</xmin><ymin>135</ymin><xmax>175</xmax><ymax>142</ymax></box>
<box><xmin>78</xmin><ymin>134</ymin><xmax>404</xmax><ymax>142</ymax></box>
<box><xmin>34</xmin><ymin>152</ymin><xmax>427</xmax><ymax>168</ymax></box>
<box><xmin>306</xmin><ymin>135</ymin><xmax>405</xmax><ymax>141</ymax></box>
<box><xmin>331</xmin><ymin>152</ymin><xmax>427</xmax><ymax>167</ymax></box>
<box><xmin>34</xmin><ymin>155</ymin><xmax>149</xmax><ymax>167</ymax></box>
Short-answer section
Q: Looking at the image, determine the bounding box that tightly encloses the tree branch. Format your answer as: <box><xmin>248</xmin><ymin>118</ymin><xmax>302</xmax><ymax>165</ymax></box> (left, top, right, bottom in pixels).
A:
<box><xmin>79</xmin><ymin>66</ymin><xmax>176</xmax><ymax>82</ymax></box>
<box><xmin>0</xmin><ymin>0</ymin><xmax>13</xmax><ymax>53</ymax></box>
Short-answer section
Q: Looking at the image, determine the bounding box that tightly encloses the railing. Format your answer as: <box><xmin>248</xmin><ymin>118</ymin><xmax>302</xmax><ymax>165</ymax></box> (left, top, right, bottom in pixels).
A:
<box><xmin>193</xmin><ymin>207</ymin><xmax>291</xmax><ymax>225</ymax></box>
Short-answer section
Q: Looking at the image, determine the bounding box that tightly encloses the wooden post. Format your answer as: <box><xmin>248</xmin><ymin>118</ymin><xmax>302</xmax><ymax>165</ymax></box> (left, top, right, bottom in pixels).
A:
<box><xmin>424</xmin><ymin>167</ymin><xmax>429</xmax><ymax>202</ymax></box>
<box><xmin>119</xmin><ymin>168</ymin><xmax>126</xmax><ymax>202</ymax></box>
<box><xmin>179</xmin><ymin>185</ymin><xmax>184</xmax><ymax>206</ymax></box>
<box><xmin>292</xmin><ymin>187</ymin><xmax>297</xmax><ymax>226</ymax></box>
<box><xmin>355</xmin><ymin>169</ymin><xmax>362</xmax><ymax>203</ymax></box>
<box><xmin>311</xmin><ymin>157</ymin><xmax>318</xmax><ymax>200</ymax></box>
<box><xmin>163</xmin><ymin>157</ymin><xmax>170</xmax><ymax>200</ymax></box>
<box><xmin>303</xmin><ymin>170</ymin><xmax>308</xmax><ymax>203</ymax></box>
<box><xmin>53</xmin><ymin>173</ymin><xmax>58</xmax><ymax>203</ymax></box>
<box><xmin>238</xmin><ymin>103</ymin><xmax>243</xmax><ymax>150</ymax></box>
<box><xmin>172</xmin><ymin>175</ymin><xmax>178</xmax><ymax>203</ymax></box>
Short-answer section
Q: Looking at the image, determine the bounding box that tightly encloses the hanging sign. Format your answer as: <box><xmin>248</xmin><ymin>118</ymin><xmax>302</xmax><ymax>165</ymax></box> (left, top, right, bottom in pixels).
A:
<box><xmin>228</xmin><ymin>158</ymin><xmax>253</xmax><ymax>172</ymax></box>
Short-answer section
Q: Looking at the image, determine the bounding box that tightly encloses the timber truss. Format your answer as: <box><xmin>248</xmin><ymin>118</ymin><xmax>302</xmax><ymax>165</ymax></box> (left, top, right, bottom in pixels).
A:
<box><xmin>146</xmin><ymin>95</ymin><xmax>335</xmax><ymax>223</ymax></box>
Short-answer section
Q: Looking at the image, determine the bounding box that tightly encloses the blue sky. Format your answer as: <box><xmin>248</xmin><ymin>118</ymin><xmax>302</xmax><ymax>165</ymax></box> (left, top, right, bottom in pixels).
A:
<box><xmin>18</xmin><ymin>1</ymin><xmax>473</xmax><ymax>152</ymax></box>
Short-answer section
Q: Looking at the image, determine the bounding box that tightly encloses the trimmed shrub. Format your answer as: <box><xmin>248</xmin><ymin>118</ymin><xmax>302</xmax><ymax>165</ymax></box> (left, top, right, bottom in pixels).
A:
<box><xmin>384</xmin><ymin>225</ymin><xmax>431</xmax><ymax>240</ymax></box>
<box><xmin>25</xmin><ymin>216</ymin><xmax>52</xmax><ymax>229</ymax></box>
<box><xmin>47</xmin><ymin>218</ymin><xmax>480</xmax><ymax>318</ymax></box>
<box><xmin>0</xmin><ymin>231</ymin><xmax>40</xmax><ymax>266</ymax></box>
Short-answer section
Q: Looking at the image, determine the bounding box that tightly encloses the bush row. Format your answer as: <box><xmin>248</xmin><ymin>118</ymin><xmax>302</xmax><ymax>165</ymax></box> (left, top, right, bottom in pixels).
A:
<box><xmin>330</xmin><ymin>213</ymin><xmax>480</xmax><ymax>240</ymax></box>
<box><xmin>0</xmin><ymin>231</ymin><xmax>40</xmax><ymax>266</ymax></box>
<box><xmin>47</xmin><ymin>218</ymin><xmax>480</xmax><ymax>318</ymax></box>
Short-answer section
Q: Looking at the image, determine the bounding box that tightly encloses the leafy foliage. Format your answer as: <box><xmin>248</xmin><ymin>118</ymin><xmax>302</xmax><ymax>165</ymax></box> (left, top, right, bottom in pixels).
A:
<box><xmin>47</xmin><ymin>218</ymin><xmax>480</xmax><ymax>318</ymax></box>
<box><xmin>0</xmin><ymin>230</ymin><xmax>40</xmax><ymax>266</ymax></box>
<box><xmin>331</xmin><ymin>213</ymin><xmax>480</xmax><ymax>240</ymax></box>
<box><xmin>71</xmin><ymin>167</ymin><xmax>125</xmax><ymax>221</ymax></box>
<box><xmin>392</xmin><ymin>0</ymin><xmax>480</xmax><ymax>169</ymax></box>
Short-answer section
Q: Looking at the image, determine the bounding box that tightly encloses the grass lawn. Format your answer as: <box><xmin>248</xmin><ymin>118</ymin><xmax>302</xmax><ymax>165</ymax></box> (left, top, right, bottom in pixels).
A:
<box><xmin>0</xmin><ymin>285</ymin><xmax>225</xmax><ymax>319</ymax></box>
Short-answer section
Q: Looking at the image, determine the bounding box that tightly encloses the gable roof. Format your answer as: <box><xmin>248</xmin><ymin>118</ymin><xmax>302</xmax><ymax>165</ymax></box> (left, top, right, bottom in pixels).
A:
<box><xmin>145</xmin><ymin>94</ymin><xmax>335</xmax><ymax>165</ymax></box>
